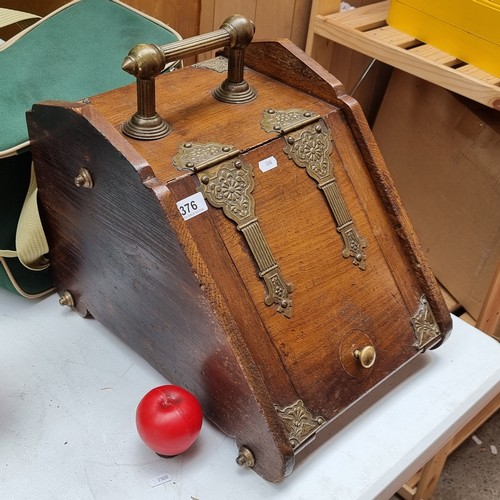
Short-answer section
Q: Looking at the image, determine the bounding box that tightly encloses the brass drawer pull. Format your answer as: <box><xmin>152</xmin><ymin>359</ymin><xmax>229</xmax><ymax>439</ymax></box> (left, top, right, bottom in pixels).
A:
<box><xmin>353</xmin><ymin>345</ymin><xmax>376</xmax><ymax>369</ymax></box>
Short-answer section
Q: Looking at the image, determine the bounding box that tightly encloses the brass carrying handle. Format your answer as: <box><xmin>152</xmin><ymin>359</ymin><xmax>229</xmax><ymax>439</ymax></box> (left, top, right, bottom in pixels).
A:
<box><xmin>121</xmin><ymin>14</ymin><xmax>257</xmax><ymax>140</ymax></box>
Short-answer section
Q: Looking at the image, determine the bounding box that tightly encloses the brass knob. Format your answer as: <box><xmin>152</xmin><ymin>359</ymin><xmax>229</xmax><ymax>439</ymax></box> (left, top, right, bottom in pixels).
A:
<box><xmin>235</xmin><ymin>446</ymin><xmax>255</xmax><ymax>468</ymax></box>
<box><xmin>74</xmin><ymin>168</ymin><xmax>93</xmax><ymax>188</ymax></box>
<box><xmin>59</xmin><ymin>290</ymin><xmax>75</xmax><ymax>308</ymax></box>
<box><xmin>353</xmin><ymin>345</ymin><xmax>376</xmax><ymax>368</ymax></box>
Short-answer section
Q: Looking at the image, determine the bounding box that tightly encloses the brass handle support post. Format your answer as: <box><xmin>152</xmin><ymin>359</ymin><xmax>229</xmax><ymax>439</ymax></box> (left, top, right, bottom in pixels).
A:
<box><xmin>121</xmin><ymin>14</ymin><xmax>256</xmax><ymax>140</ymax></box>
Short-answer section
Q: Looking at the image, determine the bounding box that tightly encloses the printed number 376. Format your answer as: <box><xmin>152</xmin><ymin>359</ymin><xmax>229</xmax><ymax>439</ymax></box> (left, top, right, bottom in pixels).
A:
<box><xmin>176</xmin><ymin>192</ymin><xmax>208</xmax><ymax>220</ymax></box>
<box><xmin>178</xmin><ymin>200</ymin><xmax>198</xmax><ymax>216</ymax></box>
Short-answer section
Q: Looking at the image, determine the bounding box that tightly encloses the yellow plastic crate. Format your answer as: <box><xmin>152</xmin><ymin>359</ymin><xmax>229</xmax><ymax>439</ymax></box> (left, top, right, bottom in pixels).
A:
<box><xmin>387</xmin><ymin>0</ymin><xmax>500</xmax><ymax>78</ymax></box>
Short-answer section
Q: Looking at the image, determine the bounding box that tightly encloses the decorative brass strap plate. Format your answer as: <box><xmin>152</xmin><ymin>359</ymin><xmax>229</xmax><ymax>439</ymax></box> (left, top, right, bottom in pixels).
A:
<box><xmin>274</xmin><ymin>400</ymin><xmax>326</xmax><ymax>450</ymax></box>
<box><xmin>411</xmin><ymin>295</ymin><xmax>442</xmax><ymax>350</ymax></box>
<box><xmin>261</xmin><ymin>109</ymin><xmax>367</xmax><ymax>270</ymax></box>
<box><xmin>174</xmin><ymin>142</ymin><xmax>293</xmax><ymax>318</ymax></box>
<box><xmin>173</xmin><ymin>142</ymin><xmax>239</xmax><ymax>171</ymax></box>
<box><xmin>260</xmin><ymin>108</ymin><xmax>320</xmax><ymax>133</ymax></box>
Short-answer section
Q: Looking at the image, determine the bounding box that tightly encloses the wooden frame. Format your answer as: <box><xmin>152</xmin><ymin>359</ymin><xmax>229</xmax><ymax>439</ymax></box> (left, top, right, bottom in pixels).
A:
<box><xmin>477</xmin><ymin>262</ymin><xmax>500</xmax><ymax>340</ymax></box>
<box><xmin>305</xmin><ymin>0</ymin><xmax>393</xmax><ymax>124</ymax></box>
<box><xmin>306</xmin><ymin>1</ymin><xmax>500</xmax><ymax>109</ymax></box>
<box><xmin>197</xmin><ymin>0</ymin><xmax>313</xmax><ymax>61</ymax></box>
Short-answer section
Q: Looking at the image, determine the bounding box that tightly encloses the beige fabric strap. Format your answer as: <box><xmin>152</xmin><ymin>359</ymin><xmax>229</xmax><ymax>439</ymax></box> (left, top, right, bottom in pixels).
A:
<box><xmin>0</xmin><ymin>9</ymin><xmax>53</xmax><ymax>272</ymax></box>
<box><xmin>0</xmin><ymin>8</ymin><xmax>40</xmax><ymax>29</ymax></box>
<box><xmin>0</xmin><ymin>165</ymin><xmax>49</xmax><ymax>271</ymax></box>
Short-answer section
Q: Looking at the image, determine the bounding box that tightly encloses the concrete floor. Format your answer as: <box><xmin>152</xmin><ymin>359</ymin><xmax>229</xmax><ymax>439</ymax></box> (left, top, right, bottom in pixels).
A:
<box><xmin>394</xmin><ymin>409</ymin><xmax>500</xmax><ymax>499</ymax></box>
<box><xmin>432</xmin><ymin>410</ymin><xmax>500</xmax><ymax>500</ymax></box>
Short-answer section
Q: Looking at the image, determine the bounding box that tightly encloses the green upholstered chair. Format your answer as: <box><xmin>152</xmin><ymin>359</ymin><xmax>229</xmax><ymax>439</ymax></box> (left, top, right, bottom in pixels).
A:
<box><xmin>0</xmin><ymin>0</ymin><xmax>181</xmax><ymax>297</ymax></box>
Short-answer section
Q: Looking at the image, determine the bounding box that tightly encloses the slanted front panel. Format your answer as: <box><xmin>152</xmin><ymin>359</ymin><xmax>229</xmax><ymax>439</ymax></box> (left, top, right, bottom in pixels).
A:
<box><xmin>189</xmin><ymin>108</ymin><xmax>431</xmax><ymax>425</ymax></box>
<box><xmin>27</xmin><ymin>35</ymin><xmax>451</xmax><ymax>481</ymax></box>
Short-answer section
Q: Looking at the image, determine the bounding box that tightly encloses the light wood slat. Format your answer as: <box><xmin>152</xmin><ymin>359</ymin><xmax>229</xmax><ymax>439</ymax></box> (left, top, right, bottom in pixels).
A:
<box><xmin>322</xmin><ymin>0</ymin><xmax>389</xmax><ymax>31</ymax></box>
<box><xmin>455</xmin><ymin>65</ymin><xmax>500</xmax><ymax>86</ymax></box>
<box><xmin>366</xmin><ymin>25</ymin><xmax>420</xmax><ymax>49</ymax></box>
<box><xmin>409</xmin><ymin>45</ymin><xmax>460</xmax><ymax>66</ymax></box>
<box><xmin>311</xmin><ymin>1</ymin><xmax>500</xmax><ymax>109</ymax></box>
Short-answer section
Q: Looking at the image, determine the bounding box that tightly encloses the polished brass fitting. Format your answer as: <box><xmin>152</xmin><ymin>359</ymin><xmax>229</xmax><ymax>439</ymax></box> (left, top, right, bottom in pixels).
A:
<box><xmin>74</xmin><ymin>168</ymin><xmax>93</xmax><ymax>188</ymax></box>
<box><xmin>236</xmin><ymin>446</ymin><xmax>255</xmax><ymax>468</ymax></box>
<box><xmin>353</xmin><ymin>345</ymin><xmax>376</xmax><ymax>368</ymax></box>
<box><xmin>121</xmin><ymin>14</ymin><xmax>256</xmax><ymax>140</ymax></box>
<box><xmin>59</xmin><ymin>290</ymin><xmax>75</xmax><ymax>308</ymax></box>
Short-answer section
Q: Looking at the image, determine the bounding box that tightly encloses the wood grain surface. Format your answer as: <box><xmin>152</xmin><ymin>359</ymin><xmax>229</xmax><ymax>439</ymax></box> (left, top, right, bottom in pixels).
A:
<box><xmin>27</xmin><ymin>40</ymin><xmax>451</xmax><ymax>481</ymax></box>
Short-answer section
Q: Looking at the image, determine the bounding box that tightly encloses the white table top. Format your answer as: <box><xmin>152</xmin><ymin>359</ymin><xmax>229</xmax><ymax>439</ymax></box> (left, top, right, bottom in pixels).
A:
<box><xmin>1</xmin><ymin>289</ymin><xmax>499</xmax><ymax>500</ymax></box>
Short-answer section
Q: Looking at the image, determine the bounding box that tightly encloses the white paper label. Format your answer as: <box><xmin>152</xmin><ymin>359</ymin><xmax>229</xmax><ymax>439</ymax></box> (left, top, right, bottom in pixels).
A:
<box><xmin>176</xmin><ymin>192</ymin><xmax>208</xmax><ymax>220</ymax></box>
<box><xmin>149</xmin><ymin>472</ymin><xmax>172</xmax><ymax>487</ymax></box>
<box><xmin>472</xmin><ymin>434</ymin><xmax>482</xmax><ymax>445</ymax></box>
<box><xmin>258</xmin><ymin>156</ymin><xmax>278</xmax><ymax>172</ymax></box>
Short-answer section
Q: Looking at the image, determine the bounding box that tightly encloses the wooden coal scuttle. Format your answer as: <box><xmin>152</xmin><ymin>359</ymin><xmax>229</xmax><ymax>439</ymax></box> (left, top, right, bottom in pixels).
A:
<box><xmin>27</xmin><ymin>15</ymin><xmax>451</xmax><ymax>482</ymax></box>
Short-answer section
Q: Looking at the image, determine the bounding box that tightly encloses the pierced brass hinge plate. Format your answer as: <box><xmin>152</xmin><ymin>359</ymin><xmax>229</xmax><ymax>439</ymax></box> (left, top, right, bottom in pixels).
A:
<box><xmin>174</xmin><ymin>142</ymin><xmax>293</xmax><ymax>318</ymax></box>
<box><xmin>260</xmin><ymin>108</ymin><xmax>320</xmax><ymax>134</ymax></box>
<box><xmin>261</xmin><ymin>108</ymin><xmax>367</xmax><ymax>270</ymax></box>
<box><xmin>173</xmin><ymin>142</ymin><xmax>239</xmax><ymax>172</ymax></box>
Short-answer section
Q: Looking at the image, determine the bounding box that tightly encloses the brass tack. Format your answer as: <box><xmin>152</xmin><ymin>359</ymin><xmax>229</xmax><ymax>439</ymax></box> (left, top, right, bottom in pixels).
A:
<box><xmin>236</xmin><ymin>446</ymin><xmax>255</xmax><ymax>468</ymax></box>
<box><xmin>74</xmin><ymin>168</ymin><xmax>93</xmax><ymax>188</ymax></box>
<box><xmin>59</xmin><ymin>291</ymin><xmax>75</xmax><ymax>308</ymax></box>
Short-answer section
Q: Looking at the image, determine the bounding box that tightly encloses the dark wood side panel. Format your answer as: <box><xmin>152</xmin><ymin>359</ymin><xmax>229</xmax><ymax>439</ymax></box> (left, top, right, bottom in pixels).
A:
<box><xmin>27</xmin><ymin>101</ymin><xmax>294</xmax><ymax>482</ymax></box>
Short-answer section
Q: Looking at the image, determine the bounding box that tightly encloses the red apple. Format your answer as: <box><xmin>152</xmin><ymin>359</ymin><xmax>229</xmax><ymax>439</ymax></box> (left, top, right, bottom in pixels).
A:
<box><xmin>136</xmin><ymin>385</ymin><xmax>203</xmax><ymax>456</ymax></box>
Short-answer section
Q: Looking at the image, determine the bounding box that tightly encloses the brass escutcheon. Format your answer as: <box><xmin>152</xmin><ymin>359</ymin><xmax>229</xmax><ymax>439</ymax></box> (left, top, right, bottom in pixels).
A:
<box><xmin>353</xmin><ymin>345</ymin><xmax>376</xmax><ymax>369</ymax></box>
